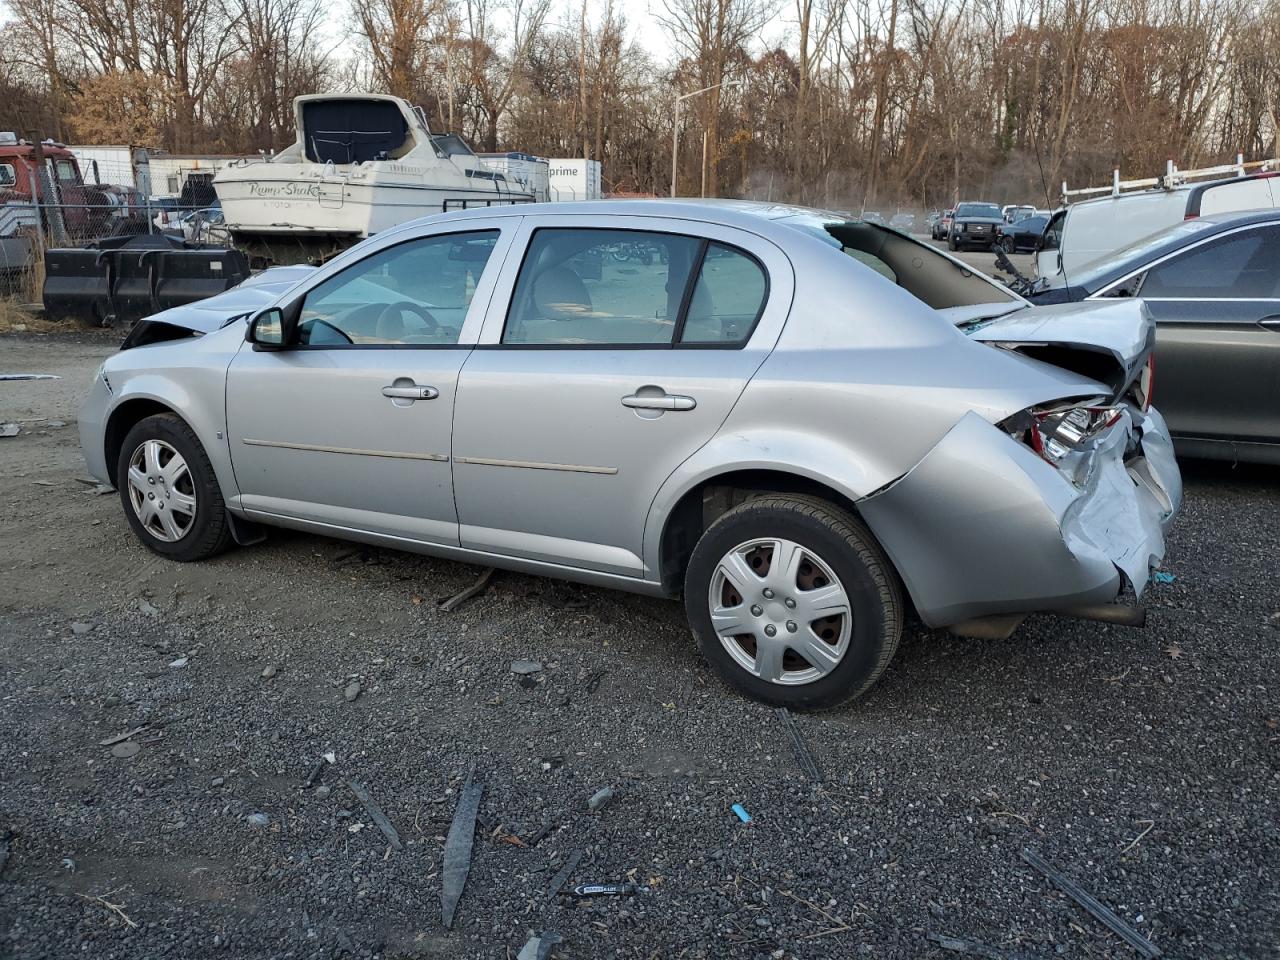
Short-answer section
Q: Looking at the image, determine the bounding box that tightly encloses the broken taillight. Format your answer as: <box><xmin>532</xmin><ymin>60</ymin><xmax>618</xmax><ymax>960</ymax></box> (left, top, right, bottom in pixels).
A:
<box><xmin>1132</xmin><ymin>355</ymin><xmax>1155</xmax><ymax>410</ymax></box>
<box><xmin>1004</xmin><ymin>402</ymin><xmax>1124</xmax><ymax>469</ymax></box>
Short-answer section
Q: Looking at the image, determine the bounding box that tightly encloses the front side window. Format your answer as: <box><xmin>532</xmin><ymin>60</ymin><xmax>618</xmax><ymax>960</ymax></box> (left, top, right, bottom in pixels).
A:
<box><xmin>297</xmin><ymin>230</ymin><xmax>498</xmax><ymax>346</ymax></box>
<box><xmin>0</xmin><ymin>163</ymin><xmax>14</xmax><ymax>187</ymax></box>
<box><xmin>54</xmin><ymin>159</ymin><xmax>78</xmax><ymax>183</ymax></box>
<box><xmin>1139</xmin><ymin>227</ymin><xmax>1280</xmax><ymax>299</ymax></box>
<box><xmin>503</xmin><ymin>229</ymin><xmax>768</xmax><ymax>347</ymax></box>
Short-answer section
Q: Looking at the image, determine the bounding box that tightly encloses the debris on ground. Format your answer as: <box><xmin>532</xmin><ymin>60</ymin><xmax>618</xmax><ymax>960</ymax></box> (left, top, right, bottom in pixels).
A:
<box><xmin>245</xmin><ymin>813</ymin><xmax>270</xmax><ymax>829</ymax></box>
<box><xmin>138</xmin><ymin>598</ymin><xmax>160</xmax><ymax>617</ymax></box>
<box><xmin>587</xmin><ymin>785</ymin><xmax>615</xmax><ymax>811</ymax></box>
<box><xmin>261</xmin><ymin>664</ymin><xmax>278</xmax><ymax>679</ymax></box>
<box><xmin>517</xmin><ymin>930</ymin><xmax>563</xmax><ymax>960</ymax></box>
<box><xmin>0</xmin><ymin>830</ymin><xmax>13</xmax><ymax>877</ymax></box>
<box><xmin>511</xmin><ymin>660</ymin><xmax>543</xmax><ymax>675</ymax></box>
<box><xmin>569</xmin><ymin>882</ymin><xmax>646</xmax><ymax>898</ymax></box>
<box><xmin>1153</xmin><ymin>571</ymin><xmax>1176</xmax><ymax>584</ymax></box>
<box><xmin>75</xmin><ymin>889</ymin><xmax>138</xmax><ymax>928</ymax></box>
<box><xmin>109</xmin><ymin>741</ymin><xmax>140</xmax><ymax>759</ymax></box>
<box><xmin>70</xmin><ymin>621</ymin><xmax>93</xmax><ymax>635</ymax></box>
<box><xmin>0</xmin><ymin>423</ymin><xmax>19</xmax><ymax>438</ymax></box>
<box><xmin>732</xmin><ymin>803</ymin><xmax>752</xmax><ymax>823</ymax></box>
<box><xmin>346</xmin><ymin>778</ymin><xmax>403</xmax><ymax>851</ymax></box>
<box><xmin>441</xmin><ymin>765</ymin><xmax>483</xmax><ymax>929</ymax></box>
<box><xmin>439</xmin><ymin>566</ymin><xmax>496</xmax><ymax>612</ymax></box>
<box><xmin>777</xmin><ymin>707</ymin><xmax>825</xmax><ymax>781</ymax></box>
<box><xmin>91</xmin><ymin>484</ymin><xmax>114</xmax><ymax>495</ymax></box>
<box><xmin>926</xmin><ymin>932</ymin><xmax>1013</xmax><ymax>957</ymax></box>
<box><xmin>545</xmin><ymin>848</ymin><xmax>583</xmax><ymax>901</ymax></box>
<box><xmin>1021</xmin><ymin>848</ymin><xmax>1161</xmax><ymax>958</ymax></box>
<box><xmin>0</xmin><ymin>373</ymin><xmax>60</xmax><ymax>381</ymax></box>
<box><xmin>98</xmin><ymin>725</ymin><xmax>148</xmax><ymax>747</ymax></box>
<box><xmin>168</xmin><ymin>656</ymin><xmax>189</xmax><ymax>669</ymax></box>
<box><xmin>343</xmin><ymin>681</ymin><xmax>361</xmax><ymax>702</ymax></box>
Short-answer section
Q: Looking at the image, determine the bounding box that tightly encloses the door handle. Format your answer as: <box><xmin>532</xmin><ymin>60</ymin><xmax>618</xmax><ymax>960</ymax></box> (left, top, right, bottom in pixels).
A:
<box><xmin>382</xmin><ymin>384</ymin><xmax>439</xmax><ymax>400</ymax></box>
<box><xmin>621</xmin><ymin>393</ymin><xmax>696</xmax><ymax>411</ymax></box>
<box><xmin>1258</xmin><ymin>316</ymin><xmax>1280</xmax><ymax>331</ymax></box>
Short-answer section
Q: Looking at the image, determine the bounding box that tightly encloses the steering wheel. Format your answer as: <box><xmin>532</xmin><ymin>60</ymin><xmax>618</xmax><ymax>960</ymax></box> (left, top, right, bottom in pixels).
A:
<box><xmin>377</xmin><ymin>300</ymin><xmax>438</xmax><ymax>333</ymax></box>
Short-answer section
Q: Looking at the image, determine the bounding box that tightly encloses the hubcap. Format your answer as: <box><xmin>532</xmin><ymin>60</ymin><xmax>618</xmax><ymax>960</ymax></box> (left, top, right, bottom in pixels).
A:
<box><xmin>708</xmin><ymin>537</ymin><xmax>853</xmax><ymax>686</ymax></box>
<box><xmin>126</xmin><ymin>439</ymin><xmax>197</xmax><ymax>542</ymax></box>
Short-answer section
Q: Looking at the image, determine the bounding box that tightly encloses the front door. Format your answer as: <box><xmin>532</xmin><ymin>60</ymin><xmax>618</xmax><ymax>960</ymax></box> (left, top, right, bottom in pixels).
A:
<box><xmin>451</xmin><ymin>217</ymin><xmax>790</xmax><ymax>577</ymax></box>
<box><xmin>1132</xmin><ymin>223</ymin><xmax>1280</xmax><ymax>445</ymax></box>
<box><xmin>226</xmin><ymin>226</ymin><xmax>510</xmax><ymax>544</ymax></box>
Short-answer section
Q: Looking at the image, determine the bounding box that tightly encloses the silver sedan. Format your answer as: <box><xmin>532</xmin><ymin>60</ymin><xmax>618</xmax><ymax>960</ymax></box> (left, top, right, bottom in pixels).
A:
<box><xmin>79</xmin><ymin>200</ymin><xmax>1181</xmax><ymax>708</ymax></box>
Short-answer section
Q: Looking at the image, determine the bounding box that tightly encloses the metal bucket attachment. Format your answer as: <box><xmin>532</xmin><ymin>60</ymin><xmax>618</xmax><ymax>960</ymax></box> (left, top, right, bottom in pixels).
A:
<box><xmin>42</xmin><ymin>245</ymin><xmax>251</xmax><ymax>328</ymax></box>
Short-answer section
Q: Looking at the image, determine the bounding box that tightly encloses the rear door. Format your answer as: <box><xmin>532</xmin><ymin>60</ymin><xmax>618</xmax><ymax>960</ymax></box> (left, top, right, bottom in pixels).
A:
<box><xmin>1098</xmin><ymin>223</ymin><xmax>1280</xmax><ymax>444</ymax></box>
<box><xmin>450</xmin><ymin>215</ymin><xmax>792</xmax><ymax>578</ymax></box>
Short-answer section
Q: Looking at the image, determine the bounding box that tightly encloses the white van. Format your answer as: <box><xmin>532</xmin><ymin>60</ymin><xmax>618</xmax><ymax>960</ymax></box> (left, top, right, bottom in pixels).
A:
<box><xmin>1035</xmin><ymin>173</ymin><xmax>1280</xmax><ymax>290</ymax></box>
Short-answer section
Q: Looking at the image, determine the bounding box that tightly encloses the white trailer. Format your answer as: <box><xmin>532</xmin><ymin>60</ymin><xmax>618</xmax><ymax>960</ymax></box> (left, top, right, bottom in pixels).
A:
<box><xmin>149</xmin><ymin>154</ymin><xmax>258</xmax><ymax>200</ymax></box>
<box><xmin>547</xmin><ymin>158</ymin><xmax>602</xmax><ymax>201</ymax></box>
<box><xmin>68</xmin><ymin>145</ymin><xmax>151</xmax><ymax>194</ymax></box>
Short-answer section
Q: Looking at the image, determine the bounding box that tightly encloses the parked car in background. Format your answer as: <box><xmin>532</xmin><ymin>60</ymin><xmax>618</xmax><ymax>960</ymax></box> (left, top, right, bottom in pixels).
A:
<box><xmin>862</xmin><ymin>210</ymin><xmax>886</xmax><ymax>225</ymax></box>
<box><xmin>948</xmin><ymin>201</ymin><xmax>1004</xmax><ymax>250</ymax></box>
<box><xmin>80</xmin><ymin>199</ymin><xmax>1179</xmax><ymax>709</ymax></box>
<box><xmin>1028</xmin><ymin>210</ymin><xmax>1280</xmax><ymax>464</ymax></box>
<box><xmin>889</xmin><ymin>212</ymin><xmax>916</xmax><ymax>232</ymax></box>
<box><xmin>1035</xmin><ymin>172</ymin><xmax>1280</xmax><ymax>291</ymax></box>
<box><xmin>932</xmin><ymin>209</ymin><xmax>955</xmax><ymax>240</ymax></box>
<box><xmin>994</xmin><ymin>214</ymin><xmax>1048</xmax><ymax>252</ymax></box>
<box><xmin>1003</xmin><ymin>205</ymin><xmax>1037</xmax><ymax>223</ymax></box>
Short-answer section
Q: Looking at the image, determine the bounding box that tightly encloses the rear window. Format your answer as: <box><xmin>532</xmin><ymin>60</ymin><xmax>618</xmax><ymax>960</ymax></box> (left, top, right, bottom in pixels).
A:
<box><xmin>777</xmin><ymin>214</ymin><xmax>1019</xmax><ymax>311</ymax></box>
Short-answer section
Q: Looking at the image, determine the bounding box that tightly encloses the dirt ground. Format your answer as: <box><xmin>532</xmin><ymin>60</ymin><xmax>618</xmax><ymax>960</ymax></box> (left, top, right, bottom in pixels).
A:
<box><xmin>1</xmin><ymin>331</ymin><xmax>1277</xmax><ymax>960</ymax></box>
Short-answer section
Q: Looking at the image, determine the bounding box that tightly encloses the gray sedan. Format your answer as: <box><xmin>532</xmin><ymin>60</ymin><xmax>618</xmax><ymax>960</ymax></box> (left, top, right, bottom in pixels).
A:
<box><xmin>1028</xmin><ymin>210</ymin><xmax>1280</xmax><ymax>465</ymax></box>
<box><xmin>80</xmin><ymin>200</ymin><xmax>1181</xmax><ymax>708</ymax></box>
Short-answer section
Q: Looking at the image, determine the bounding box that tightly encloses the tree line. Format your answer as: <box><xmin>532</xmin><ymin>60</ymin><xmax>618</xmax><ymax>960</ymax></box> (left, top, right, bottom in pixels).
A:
<box><xmin>0</xmin><ymin>0</ymin><xmax>1275</xmax><ymax>209</ymax></box>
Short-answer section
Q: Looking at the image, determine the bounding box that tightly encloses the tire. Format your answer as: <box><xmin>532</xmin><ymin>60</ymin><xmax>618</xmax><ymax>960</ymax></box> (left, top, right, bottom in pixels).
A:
<box><xmin>116</xmin><ymin>413</ymin><xmax>233</xmax><ymax>562</ymax></box>
<box><xmin>947</xmin><ymin>234</ymin><xmax>958</xmax><ymax>251</ymax></box>
<box><xmin>684</xmin><ymin>495</ymin><xmax>903</xmax><ymax>710</ymax></box>
<box><xmin>999</xmin><ymin>236</ymin><xmax>1015</xmax><ymax>254</ymax></box>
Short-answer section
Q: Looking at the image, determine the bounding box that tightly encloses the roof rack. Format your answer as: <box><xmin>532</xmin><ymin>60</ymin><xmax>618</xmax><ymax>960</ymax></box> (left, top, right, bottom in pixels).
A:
<box><xmin>1061</xmin><ymin>154</ymin><xmax>1280</xmax><ymax>204</ymax></box>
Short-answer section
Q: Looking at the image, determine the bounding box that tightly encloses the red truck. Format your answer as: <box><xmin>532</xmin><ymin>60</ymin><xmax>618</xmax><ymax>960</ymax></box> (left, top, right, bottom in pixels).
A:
<box><xmin>0</xmin><ymin>133</ymin><xmax>145</xmax><ymax>243</ymax></box>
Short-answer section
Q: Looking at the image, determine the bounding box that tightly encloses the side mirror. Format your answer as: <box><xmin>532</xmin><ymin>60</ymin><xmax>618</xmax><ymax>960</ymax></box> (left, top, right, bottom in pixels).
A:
<box><xmin>246</xmin><ymin>307</ymin><xmax>287</xmax><ymax>349</ymax></box>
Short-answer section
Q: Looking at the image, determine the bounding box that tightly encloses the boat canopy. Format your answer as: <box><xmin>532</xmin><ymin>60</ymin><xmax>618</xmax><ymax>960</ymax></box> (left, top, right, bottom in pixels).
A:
<box><xmin>301</xmin><ymin>99</ymin><xmax>410</xmax><ymax>164</ymax></box>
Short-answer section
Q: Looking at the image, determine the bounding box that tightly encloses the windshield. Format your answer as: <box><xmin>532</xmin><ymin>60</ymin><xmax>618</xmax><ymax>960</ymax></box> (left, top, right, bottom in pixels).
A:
<box><xmin>956</xmin><ymin>203</ymin><xmax>1001</xmax><ymax>219</ymax></box>
<box><xmin>1070</xmin><ymin>218</ymin><xmax>1217</xmax><ymax>291</ymax></box>
<box><xmin>776</xmin><ymin>213</ymin><xmax>1020</xmax><ymax>312</ymax></box>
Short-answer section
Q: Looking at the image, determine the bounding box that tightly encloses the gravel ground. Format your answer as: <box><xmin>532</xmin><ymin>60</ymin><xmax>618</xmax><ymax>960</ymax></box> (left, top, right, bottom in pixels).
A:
<box><xmin>1</xmin><ymin>331</ymin><xmax>1277</xmax><ymax>960</ymax></box>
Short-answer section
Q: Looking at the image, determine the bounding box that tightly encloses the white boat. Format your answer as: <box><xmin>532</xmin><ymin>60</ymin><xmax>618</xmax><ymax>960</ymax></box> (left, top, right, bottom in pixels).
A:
<box><xmin>214</xmin><ymin>94</ymin><xmax>537</xmax><ymax>262</ymax></box>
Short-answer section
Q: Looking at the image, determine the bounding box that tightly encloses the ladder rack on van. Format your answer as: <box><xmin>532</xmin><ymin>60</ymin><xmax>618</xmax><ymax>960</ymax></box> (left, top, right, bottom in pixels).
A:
<box><xmin>1061</xmin><ymin>155</ymin><xmax>1279</xmax><ymax>204</ymax></box>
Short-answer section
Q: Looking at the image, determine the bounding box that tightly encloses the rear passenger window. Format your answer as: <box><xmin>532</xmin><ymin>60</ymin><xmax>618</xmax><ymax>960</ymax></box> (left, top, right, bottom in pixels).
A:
<box><xmin>679</xmin><ymin>242</ymin><xmax>768</xmax><ymax>344</ymax></box>
<box><xmin>503</xmin><ymin>229</ymin><xmax>701</xmax><ymax>345</ymax></box>
<box><xmin>503</xmin><ymin>229</ymin><xmax>767</xmax><ymax>347</ymax></box>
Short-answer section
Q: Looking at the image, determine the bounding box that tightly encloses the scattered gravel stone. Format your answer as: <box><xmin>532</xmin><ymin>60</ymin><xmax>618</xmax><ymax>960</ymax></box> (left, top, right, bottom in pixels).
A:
<box><xmin>70</xmin><ymin>621</ymin><xmax>92</xmax><ymax>635</ymax></box>
<box><xmin>210</xmin><ymin>777</ymin><xmax>225</xmax><ymax>788</ymax></box>
<box><xmin>109</xmin><ymin>741</ymin><xmax>140</xmax><ymax>759</ymax></box>
<box><xmin>169</xmin><ymin>656</ymin><xmax>189</xmax><ymax>669</ymax></box>
<box><xmin>343</xmin><ymin>681</ymin><xmax>361</xmax><ymax>702</ymax></box>
<box><xmin>587</xmin><ymin>785</ymin><xmax>615</xmax><ymax>811</ymax></box>
<box><xmin>245</xmin><ymin>813</ymin><xmax>270</xmax><ymax>829</ymax></box>
<box><xmin>261</xmin><ymin>665</ymin><xmax>277</xmax><ymax>679</ymax></box>
<box><xmin>138</xmin><ymin>598</ymin><xmax>160</xmax><ymax>617</ymax></box>
<box><xmin>314</xmin><ymin>785</ymin><xmax>331</xmax><ymax>800</ymax></box>
<box><xmin>511</xmin><ymin>660</ymin><xmax>542</xmax><ymax>675</ymax></box>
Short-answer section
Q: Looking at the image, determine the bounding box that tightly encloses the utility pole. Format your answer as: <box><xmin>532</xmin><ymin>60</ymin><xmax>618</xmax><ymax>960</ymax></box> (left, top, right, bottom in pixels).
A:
<box><xmin>670</xmin><ymin>80</ymin><xmax>740</xmax><ymax>198</ymax></box>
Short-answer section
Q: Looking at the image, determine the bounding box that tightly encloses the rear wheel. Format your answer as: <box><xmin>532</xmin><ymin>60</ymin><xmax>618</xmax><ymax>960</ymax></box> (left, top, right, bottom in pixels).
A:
<box><xmin>116</xmin><ymin>414</ymin><xmax>233</xmax><ymax>561</ymax></box>
<box><xmin>684</xmin><ymin>496</ymin><xmax>903</xmax><ymax>709</ymax></box>
<box><xmin>999</xmin><ymin>236</ymin><xmax>1015</xmax><ymax>253</ymax></box>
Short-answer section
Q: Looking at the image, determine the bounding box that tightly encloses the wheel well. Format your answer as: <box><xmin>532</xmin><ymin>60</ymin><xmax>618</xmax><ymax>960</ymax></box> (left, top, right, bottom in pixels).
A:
<box><xmin>658</xmin><ymin>470</ymin><xmax>870</xmax><ymax>593</ymax></box>
<box><xmin>104</xmin><ymin>399</ymin><xmax>176</xmax><ymax>476</ymax></box>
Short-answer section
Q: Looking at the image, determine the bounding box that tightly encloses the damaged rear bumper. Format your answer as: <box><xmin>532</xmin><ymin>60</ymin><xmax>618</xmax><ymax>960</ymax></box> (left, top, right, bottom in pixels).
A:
<box><xmin>858</xmin><ymin>407</ymin><xmax>1181</xmax><ymax>628</ymax></box>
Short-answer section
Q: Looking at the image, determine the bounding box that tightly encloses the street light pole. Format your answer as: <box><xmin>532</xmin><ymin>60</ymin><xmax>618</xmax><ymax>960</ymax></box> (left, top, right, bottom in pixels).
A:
<box><xmin>670</xmin><ymin>80</ymin><xmax>740</xmax><ymax>198</ymax></box>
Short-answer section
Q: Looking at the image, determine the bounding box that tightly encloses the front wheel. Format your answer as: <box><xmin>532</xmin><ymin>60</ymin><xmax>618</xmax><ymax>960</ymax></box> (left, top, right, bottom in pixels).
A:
<box><xmin>999</xmin><ymin>236</ymin><xmax>1015</xmax><ymax>254</ymax></box>
<box><xmin>116</xmin><ymin>413</ymin><xmax>233</xmax><ymax>561</ymax></box>
<box><xmin>947</xmin><ymin>234</ymin><xmax>958</xmax><ymax>251</ymax></box>
<box><xmin>684</xmin><ymin>496</ymin><xmax>903</xmax><ymax>709</ymax></box>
